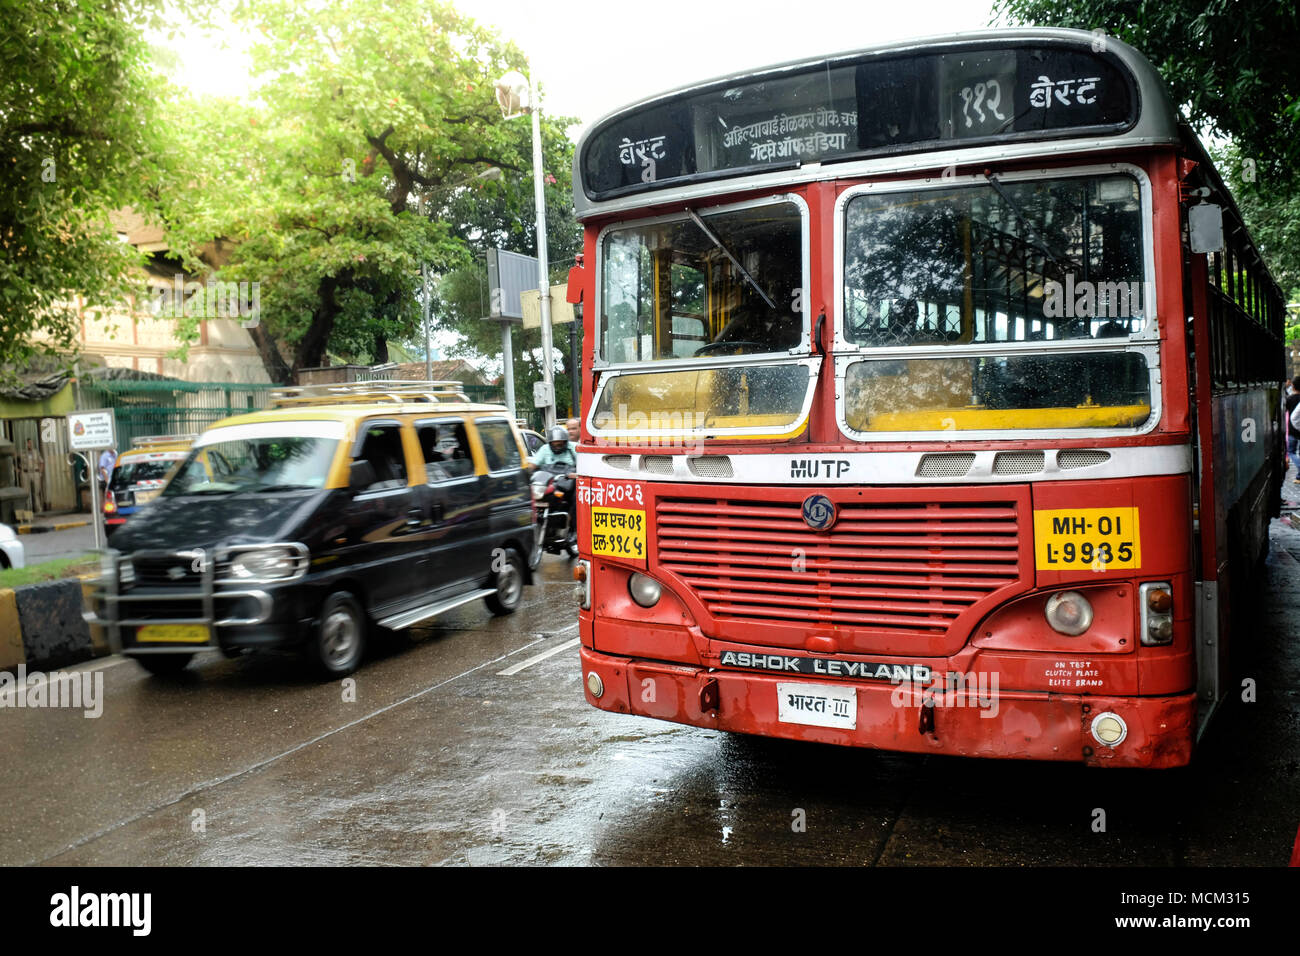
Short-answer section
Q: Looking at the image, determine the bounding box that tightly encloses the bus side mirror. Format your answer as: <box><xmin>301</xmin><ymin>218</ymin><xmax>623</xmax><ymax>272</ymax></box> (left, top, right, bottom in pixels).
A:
<box><xmin>566</xmin><ymin>265</ymin><xmax>584</xmax><ymax>304</ymax></box>
<box><xmin>1188</xmin><ymin>203</ymin><xmax>1224</xmax><ymax>254</ymax></box>
<box><xmin>349</xmin><ymin>460</ymin><xmax>377</xmax><ymax>492</ymax></box>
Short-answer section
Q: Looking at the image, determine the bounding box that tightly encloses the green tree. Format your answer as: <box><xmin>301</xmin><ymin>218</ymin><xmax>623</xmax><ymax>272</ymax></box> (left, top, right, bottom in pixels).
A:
<box><xmin>162</xmin><ymin>0</ymin><xmax>569</xmax><ymax>383</ymax></box>
<box><xmin>995</xmin><ymin>1</ymin><xmax>1300</xmax><ymax>184</ymax></box>
<box><xmin>997</xmin><ymin>1</ymin><xmax>1300</xmax><ymax>335</ymax></box>
<box><xmin>0</xmin><ymin>0</ymin><xmax>191</xmax><ymax>375</ymax></box>
<box><xmin>430</xmin><ymin>145</ymin><xmax>583</xmax><ymax>419</ymax></box>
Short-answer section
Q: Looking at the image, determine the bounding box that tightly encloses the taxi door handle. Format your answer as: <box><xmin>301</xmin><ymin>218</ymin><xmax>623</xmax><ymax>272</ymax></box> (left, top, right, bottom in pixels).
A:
<box><xmin>405</xmin><ymin>508</ymin><xmax>424</xmax><ymax>528</ymax></box>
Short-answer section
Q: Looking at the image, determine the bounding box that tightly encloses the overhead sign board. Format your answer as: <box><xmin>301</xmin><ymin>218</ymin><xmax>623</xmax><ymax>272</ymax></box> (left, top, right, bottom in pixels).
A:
<box><xmin>520</xmin><ymin>284</ymin><xmax>575</xmax><ymax>329</ymax></box>
<box><xmin>486</xmin><ymin>248</ymin><xmax>537</xmax><ymax>323</ymax></box>
<box><xmin>67</xmin><ymin>409</ymin><xmax>116</xmax><ymax>451</ymax></box>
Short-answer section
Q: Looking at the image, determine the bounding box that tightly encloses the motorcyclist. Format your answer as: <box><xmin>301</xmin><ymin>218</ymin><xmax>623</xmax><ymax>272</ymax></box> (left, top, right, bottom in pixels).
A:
<box><xmin>530</xmin><ymin>425</ymin><xmax>578</xmax><ymax>545</ymax></box>
<box><xmin>530</xmin><ymin>424</ymin><xmax>577</xmax><ymax>477</ymax></box>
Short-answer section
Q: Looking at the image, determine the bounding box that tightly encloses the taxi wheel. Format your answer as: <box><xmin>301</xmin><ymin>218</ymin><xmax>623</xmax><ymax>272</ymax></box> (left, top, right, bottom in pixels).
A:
<box><xmin>136</xmin><ymin>654</ymin><xmax>192</xmax><ymax>677</ymax></box>
<box><xmin>486</xmin><ymin>550</ymin><xmax>524</xmax><ymax>616</ymax></box>
<box><xmin>308</xmin><ymin>591</ymin><xmax>366</xmax><ymax>676</ymax></box>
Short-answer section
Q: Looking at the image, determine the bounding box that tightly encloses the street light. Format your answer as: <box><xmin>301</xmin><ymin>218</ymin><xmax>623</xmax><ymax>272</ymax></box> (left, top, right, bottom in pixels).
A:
<box><xmin>495</xmin><ymin>68</ymin><xmax>556</xmax><ymax>430</ymax></box>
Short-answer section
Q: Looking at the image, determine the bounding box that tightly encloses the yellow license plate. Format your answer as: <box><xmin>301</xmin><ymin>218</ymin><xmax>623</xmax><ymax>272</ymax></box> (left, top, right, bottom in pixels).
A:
<box><xmin>136</xmin><ymin>624</ymin><xmax>210</xmax><ymax>643</ymax></box>
<box><xmin>1033</xmin><ymin>507</ymin><xmax>1141</xmax><ymax>571</ymax></box>
<box><xmin>134</xmin><ymin>488</ymin><xmax>162</xmax><ymax>505</ymax></box>
<box><xmin>589</xmin><ymin>506</ymin><xmax>647</xmax><ymax>565</ymax></box>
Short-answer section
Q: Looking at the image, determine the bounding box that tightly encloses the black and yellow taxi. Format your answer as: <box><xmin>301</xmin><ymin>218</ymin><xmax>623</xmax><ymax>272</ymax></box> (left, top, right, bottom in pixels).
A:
<box><xmin>103</xmin><ymin>434</ymin><xmax>194</xmax><ymax>537</ymax></box>
<box><xmin>86</xmin><ymin>382</ymin><xmax>535</xmax><ymax>677</ymax></box>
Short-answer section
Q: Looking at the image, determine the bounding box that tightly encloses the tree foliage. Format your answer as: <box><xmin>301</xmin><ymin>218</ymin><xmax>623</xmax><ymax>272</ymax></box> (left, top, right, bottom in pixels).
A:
<box><xmin>431</xmin><ymin>146</ymin><xmax>583</xmax><ymax>419</ymax></box>
<box><xmin>995</xmin><ymin>0</ymin><xmax>1300</xmax><ymax>184</ymax></box>
<box><xmin>162</xmin><ymin>0</ymin><xmax>575</xmax><ymax>383</ymax></box>
<box><xmin>0</xmin><ymin>0</ymin><xmax>191</xmax><ymax>375</ymax></box>
<box><xmin>996</xmin><ymin>0</ymin><xmax>1300</xmax><ymax>333</ymax></box>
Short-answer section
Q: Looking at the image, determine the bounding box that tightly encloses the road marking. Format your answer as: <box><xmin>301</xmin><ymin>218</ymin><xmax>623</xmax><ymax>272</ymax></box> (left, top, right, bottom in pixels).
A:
<box><xmin>497</xmin><ymin>634</ymin><xmax>580</xmax><ymax>676</ymax></box>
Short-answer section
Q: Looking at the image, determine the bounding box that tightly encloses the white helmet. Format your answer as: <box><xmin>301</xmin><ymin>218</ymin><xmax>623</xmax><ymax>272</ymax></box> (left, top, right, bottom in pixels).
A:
<box><xmin>547</xmin><ymin>425</ymin><xmax>569</xmax><ymax>443</ymax></box>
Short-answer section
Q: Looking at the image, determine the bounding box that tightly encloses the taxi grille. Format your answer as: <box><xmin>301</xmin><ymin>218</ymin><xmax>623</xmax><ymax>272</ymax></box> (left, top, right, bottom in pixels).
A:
<box><xmin>656</xmin><ymin>495</ymin><xmax>1024</xmax><ymax>636</ymax></box>
<box><xmin>132</xmin><ymin>555</ymin><xmax>202</xmax><ymax>588</ymax></box>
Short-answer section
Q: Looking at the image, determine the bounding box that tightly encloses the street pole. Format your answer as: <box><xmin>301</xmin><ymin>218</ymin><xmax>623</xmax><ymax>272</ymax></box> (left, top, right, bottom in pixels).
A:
<box><xmin>530</xmin><ymin>75</ymin><xmax>556</xmax><ymax>431</ymax></box>
<box><xmin>502</xmin><ymin>321</ymin><xmax>516</xmax><ymax>417</ymax></box>
<box><xmin>421</xmin><ymin>261</ymin><xmax>433</xmax><ymax>382</ymax></box>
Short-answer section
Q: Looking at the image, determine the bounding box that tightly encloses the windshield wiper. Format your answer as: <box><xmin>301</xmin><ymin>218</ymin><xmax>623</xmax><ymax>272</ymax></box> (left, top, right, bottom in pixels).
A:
<box><xmin>982</xmin><ymin>173</ymin><xmax>1077</xmax><ymax>273</ymax></box>
<box><xmin>684</xmin><ymin>208</ymin><xmax>777</xmax><ymax>309</ymax></box>
<box><xmin>248</xmin><ymin>483</ymin><xmax>314</xmax><ymax>493</ymax></box>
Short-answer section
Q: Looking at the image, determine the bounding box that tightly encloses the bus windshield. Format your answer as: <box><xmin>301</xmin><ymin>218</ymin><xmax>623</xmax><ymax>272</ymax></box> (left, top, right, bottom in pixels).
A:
<box><xmin>593</xmin><ymin>199</ymin><xmax>814</xmax><ymax>439</ymax></box>
<box><xmin>843</xmin><ymin>173</ymin><xmax>1148</xmax><ymax>345</ymax></box>
<box><xmin>841</xmin><ymin>172</ymin><xmax>1154</xmax><ymax>433</ymax></box>
<box><xmin>600</xmin><ymin>199</ymin><xmax>804</xmax><ymax>364</ymax></box>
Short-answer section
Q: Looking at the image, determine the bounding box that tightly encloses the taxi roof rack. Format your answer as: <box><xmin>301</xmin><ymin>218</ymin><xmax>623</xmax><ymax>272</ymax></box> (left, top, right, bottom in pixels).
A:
<box><xmin>269</xmin><ymin>380</ymin><xmax>474</xmax><ymax>408</ymax></box>
<box><xmin>130</xmin><ymin>433</ymin><xmax>198</xmax><ymax>448</ymax></box>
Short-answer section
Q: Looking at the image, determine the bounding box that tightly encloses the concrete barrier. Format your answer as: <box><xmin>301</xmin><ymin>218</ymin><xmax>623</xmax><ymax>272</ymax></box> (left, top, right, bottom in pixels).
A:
<box><xmin>0</xmin><ymin>578</ymin><xmax>106</xmax><ymax>671</ymax></box>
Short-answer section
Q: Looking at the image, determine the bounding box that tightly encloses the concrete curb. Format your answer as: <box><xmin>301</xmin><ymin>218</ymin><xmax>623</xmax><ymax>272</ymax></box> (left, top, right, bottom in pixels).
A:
<box><xmin>0</xmin><ymin>578</ymin><xmax>107</xmax><ymax>671</ymax></box>
<box><xmin>16</xmin><ymin>519</ymin><xmax>91</xmax><ymax>535</ymax></box>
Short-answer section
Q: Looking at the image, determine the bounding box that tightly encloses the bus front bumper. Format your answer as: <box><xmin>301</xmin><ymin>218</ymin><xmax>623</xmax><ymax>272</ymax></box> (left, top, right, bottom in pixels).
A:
<box><xmin>579</xmin><ymin>646</ymin><xmax>1197</xmax><ymax>768</ymax></box>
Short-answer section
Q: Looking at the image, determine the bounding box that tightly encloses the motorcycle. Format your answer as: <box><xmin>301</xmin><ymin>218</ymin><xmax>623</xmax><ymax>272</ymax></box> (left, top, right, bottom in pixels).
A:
<box><xmin>530</xmin><ymin>466</ymin><xmax>578</xmax><ymax>567</ymax></box>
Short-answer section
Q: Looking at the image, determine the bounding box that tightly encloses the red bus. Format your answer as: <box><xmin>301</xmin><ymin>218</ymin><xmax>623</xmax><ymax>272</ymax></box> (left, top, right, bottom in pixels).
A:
<box><xmin>566</xmin><ymin>28</ymin><xmax>1285</xmax><ymax>767</ymax></box>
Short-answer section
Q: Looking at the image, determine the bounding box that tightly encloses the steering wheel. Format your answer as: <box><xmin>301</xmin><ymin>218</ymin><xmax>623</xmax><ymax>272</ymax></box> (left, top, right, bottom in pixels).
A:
<box><xmin>694</xmin><ymin>340</ymin><xmax>768</xmax><ymax>356</ymax></box>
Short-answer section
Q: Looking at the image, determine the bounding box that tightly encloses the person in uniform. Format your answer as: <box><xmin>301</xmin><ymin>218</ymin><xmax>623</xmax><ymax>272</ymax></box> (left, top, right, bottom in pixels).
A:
<box><xmin>20</xmin><ymin>438</ymin><xmax>46</xmax><ymax>513</ymax></box>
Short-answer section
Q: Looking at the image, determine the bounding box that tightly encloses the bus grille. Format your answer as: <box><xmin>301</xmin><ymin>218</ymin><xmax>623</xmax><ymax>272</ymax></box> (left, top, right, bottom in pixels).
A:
<box><xmin>656</xmin><ymin>495</ymin><xmax>1024</xmax><ymax>636</ymax></box>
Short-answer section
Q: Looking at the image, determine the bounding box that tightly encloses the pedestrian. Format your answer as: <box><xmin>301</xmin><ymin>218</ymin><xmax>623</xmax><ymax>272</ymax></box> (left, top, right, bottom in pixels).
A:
<box><xmin>97</xmin><ymin>445</ymin><xmax>117</xmax><ymax>494</ymax></box>
<box><xmin>19</xmin><ymin>438</ymin><xmax>46</xmax><ymax>513</ymax></box>
<box><xmin>565</xmin><ymin>417</ymin><xmax>580</xmax><ymax>444</ymax></box>
<box><xmin>1286</xmin><ymin>378</ymin><xmax>1300</xmax><ymax>483</ymax></box>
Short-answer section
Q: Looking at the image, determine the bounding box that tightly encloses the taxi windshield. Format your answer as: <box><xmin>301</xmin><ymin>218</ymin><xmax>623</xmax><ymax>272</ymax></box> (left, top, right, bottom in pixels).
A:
<box><xmin>110</xmin><ymin>460</ymin><xmax>179</xmax><ymax>490</ymax></box>
<box><xmin>164</xmin><ymin>435</ymin><xmax>337</xmax><ymax>496</ymax></box>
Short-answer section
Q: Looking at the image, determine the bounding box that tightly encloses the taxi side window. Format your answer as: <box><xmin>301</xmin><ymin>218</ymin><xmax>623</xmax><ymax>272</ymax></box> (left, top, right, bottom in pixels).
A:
<box><xmin>476</xmin><ymin>420</ymin><xmax>520</xmax><ymax>473</ymax></box>
<box><xmin>417</xmin><ymin>421</ymin><xmax>474</xmax><ymax>482</ymax></box>
<box><xmin>355</xmin><ymin>424</ymin><xmax>408</xmax><ymax>490</ymax></box>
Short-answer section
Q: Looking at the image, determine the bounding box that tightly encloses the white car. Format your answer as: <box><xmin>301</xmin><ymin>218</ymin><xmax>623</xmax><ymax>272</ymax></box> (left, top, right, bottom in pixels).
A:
<box><xmin>0</xmin><ymin>523</ymin><xmax>24</xmax><ymax>570</ymax></box>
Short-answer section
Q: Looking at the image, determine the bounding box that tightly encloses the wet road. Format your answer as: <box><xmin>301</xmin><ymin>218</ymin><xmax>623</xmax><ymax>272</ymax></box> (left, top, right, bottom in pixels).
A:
<box><xmin>2</xmin><ymin>525</ymin><xmax>1297</xmax><ymax>867</ymax></box>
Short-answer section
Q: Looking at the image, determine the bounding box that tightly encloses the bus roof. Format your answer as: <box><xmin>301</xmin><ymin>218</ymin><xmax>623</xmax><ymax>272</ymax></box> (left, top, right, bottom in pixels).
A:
<box><xmin>573</xmin><ymin>28</ymin><xmax>1181</xmax><ymax>219</ymax></box>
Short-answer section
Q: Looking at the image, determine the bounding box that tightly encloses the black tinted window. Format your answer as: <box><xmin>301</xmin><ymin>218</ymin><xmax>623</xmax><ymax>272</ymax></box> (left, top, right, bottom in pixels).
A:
<box><xmin>417</xmin><ymin>421</ymin><xmax>474</xmax><ymax>481</ymax></box>
<box><xmin>476</xmin><ymin>421</ymin><xmax>521</xmax><ymax>472</ymax></box>
<box><xmin>355</xmin><ymin>424</ymin><xmax>407</xmax><ymax>490</ymax></box>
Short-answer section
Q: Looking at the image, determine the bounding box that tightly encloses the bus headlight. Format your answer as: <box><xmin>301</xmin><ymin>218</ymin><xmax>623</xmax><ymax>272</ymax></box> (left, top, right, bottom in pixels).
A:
<box><xmin>1045</xmin><ymin>591</ymin><xmax>1093</xmax><ymax>635</ymax></box>
<box><xmin>628</xmin><ymin>572</ymin><xmax>662</xmax><ymax>608</ymax></box>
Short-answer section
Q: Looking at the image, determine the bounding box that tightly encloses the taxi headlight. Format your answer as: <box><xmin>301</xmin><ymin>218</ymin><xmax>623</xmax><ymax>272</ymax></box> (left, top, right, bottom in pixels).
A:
<box><xmin>226</xmin><ymin>545</ymin><xmax>306</xmax><ymax>582</ymax></box>
<box><xmin>119</xmin><ymin>558</ymin><xmax>135</xmax><ymax>587</ymax></box>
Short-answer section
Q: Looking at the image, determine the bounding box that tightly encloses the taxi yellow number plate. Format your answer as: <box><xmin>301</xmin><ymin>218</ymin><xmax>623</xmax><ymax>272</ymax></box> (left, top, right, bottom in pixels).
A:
<box><xmin>136</xmin><ymin>624</ymin><xmax>210</xmax><ymax>643</ymax></box>
<box><xmin>1033</xmin><ymin>507</ymin><xmax>1141</xmax><ymax>571</ymax></box>
<box><xmin>134</xmin><ymin>488</ymin><xmax>162</xmax><ymax>505</ymax></box>
<box><xmin>589</xmin><ymin>506</ymin><xmax>647</xmax><ymax>565</ymax></box>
